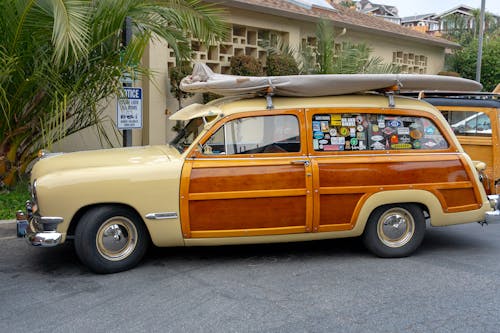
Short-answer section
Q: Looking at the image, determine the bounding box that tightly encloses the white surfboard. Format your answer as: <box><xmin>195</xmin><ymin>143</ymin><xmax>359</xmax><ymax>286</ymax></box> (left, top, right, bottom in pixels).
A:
<box><xmin>180</xmin><ymin>63</ymin><xmax>482</xmax><ymax>97</ymax></box>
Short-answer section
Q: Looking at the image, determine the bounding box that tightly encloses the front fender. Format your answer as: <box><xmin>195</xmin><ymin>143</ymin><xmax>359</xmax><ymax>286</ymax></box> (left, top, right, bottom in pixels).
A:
<box><xmin>34</xmin><ymin>160</ymin><xmax>185</xmax><ymax>247</ymax></box>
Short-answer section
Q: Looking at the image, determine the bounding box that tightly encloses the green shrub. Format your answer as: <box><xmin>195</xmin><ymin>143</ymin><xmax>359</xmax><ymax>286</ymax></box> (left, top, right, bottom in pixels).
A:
<box><xmin>169</xmin><ymin>62</ymin><xmax>194</xmax><ymax>109</ymax></box>
<box><xmin>203</xmin><ymin>92</ymin><xmax>224</xmax><ymax>103</ymax></box>
<box><xmin>437</xmin><ymin>71</ymin><xmax>461</xmax><ymax>77</ymax></box>
<box><xmin>230</xmin><ymin>55</ymin><xmax>264</xmax><ymax>76</ymax></box>
<box><xmin>0</xmin><ymin>177</ymin><xmax>30</xmax><ymax>219</ymax></box>
<box><xmin>266</xmin><ymin>54</ymin><xmax>299</xmax><ymax>76</ymax></box>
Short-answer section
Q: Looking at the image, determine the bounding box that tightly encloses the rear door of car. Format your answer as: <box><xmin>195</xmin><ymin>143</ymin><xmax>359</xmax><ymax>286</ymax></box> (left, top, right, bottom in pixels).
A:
<box><xmin>306</xmin><ymin>107</ymin><xmax>485</xmax><ymax>233</ymax></box>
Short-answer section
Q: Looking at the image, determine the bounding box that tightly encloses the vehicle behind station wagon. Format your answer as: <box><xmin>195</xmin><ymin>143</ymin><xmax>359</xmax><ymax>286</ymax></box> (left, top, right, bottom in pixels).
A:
<box><xmin>414</xmin><ymin>92</ymin><xmax>500</xmax><ymax>194</ymax></box>
<box><xmin>16</xmin><ymin>70</ymin><xmax>500</xmax><ymax>273</ymax></box>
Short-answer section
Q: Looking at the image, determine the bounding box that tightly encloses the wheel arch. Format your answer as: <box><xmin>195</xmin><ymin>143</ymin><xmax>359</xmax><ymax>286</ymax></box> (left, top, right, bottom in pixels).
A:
<box><xmin>352</xmin><ymin>190</ymin><xmax>439</xmax><ymax>235</ymax></box>
<box><xmin>67</xmin><ymin>203</ymin><xmax>149</xmax><ymax>239</ymax></box>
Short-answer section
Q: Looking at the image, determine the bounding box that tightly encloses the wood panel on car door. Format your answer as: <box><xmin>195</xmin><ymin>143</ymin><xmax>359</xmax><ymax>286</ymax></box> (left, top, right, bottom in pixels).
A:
<box><xmin>180</xmin><ymin>111</ymin><xmax>313</xmax><ymax>238</ymax></box>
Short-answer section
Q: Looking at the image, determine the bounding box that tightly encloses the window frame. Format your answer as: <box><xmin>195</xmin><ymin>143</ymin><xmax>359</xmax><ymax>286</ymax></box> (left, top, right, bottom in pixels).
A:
<box><xmin>189</xmin><ymin>109</ymin><xmax>307</xmax><ymax>159</ymax></box>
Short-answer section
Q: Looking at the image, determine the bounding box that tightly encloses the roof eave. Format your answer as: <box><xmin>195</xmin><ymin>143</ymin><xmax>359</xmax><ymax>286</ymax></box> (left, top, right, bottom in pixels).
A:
<box><xmin>331</xmin><ymin>22</ymin><xmax>460</xmax><ymax>48</ymax></box>
<box><xmin>206</xmin><ymin>0</ymin><xmax>322</xmax><ymax>23</ymax></box>
<box><xmin>205</xmin><ymin>0</ymin><xmax>459</xmax><ymax>49</ymax></box>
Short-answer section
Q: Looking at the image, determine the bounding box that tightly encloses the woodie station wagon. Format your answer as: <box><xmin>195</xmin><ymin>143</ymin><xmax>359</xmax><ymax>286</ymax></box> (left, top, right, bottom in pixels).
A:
<box><xmin>16</xmin><ymin>70</ymin><xmax>500</xmax><ymax>273</ymax></box>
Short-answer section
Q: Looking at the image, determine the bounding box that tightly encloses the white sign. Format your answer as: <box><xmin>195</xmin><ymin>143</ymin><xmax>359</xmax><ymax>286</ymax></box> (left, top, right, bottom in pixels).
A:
<box><xmin>117</xmin><ymin>87</ymin><xmax>142</xmax><ymax>129</ymax></box>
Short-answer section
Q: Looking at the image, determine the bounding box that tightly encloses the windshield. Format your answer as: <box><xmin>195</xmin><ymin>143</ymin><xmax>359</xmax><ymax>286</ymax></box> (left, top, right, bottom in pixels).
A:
<box><xmin>170</xmin><ymin>118</ymin><xmax>205</xmax><ymax>153</ymax></box>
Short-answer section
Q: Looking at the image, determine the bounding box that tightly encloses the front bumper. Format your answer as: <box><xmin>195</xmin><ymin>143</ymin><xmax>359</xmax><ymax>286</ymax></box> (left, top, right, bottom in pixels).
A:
<box><xmin>485</xmin><ymin>195</ymin><xmax>500</xmax><ymax>224</ymax></box>
<box><xmin>16</xmin><ymin>201</ymin><xmax>63</xmax><ymax>247</ymax></box>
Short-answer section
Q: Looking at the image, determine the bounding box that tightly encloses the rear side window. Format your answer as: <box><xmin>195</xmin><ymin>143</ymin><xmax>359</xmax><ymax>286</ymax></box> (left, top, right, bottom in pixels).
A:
<box><xmin>441</xmin><ymin>111</ymin><xmax>491</xmax><ymax>137</ymax></box>
<box><xmin>312</xmin><ymin>113</ymin><xmax>448</xmax><ymax>152</ymax></box>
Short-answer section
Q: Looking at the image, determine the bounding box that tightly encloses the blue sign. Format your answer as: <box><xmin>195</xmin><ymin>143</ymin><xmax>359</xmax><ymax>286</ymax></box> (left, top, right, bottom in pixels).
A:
<box><xmin>117</xmin><ymin>87</ymin><xmax>143</xmax><ymax>129</ymax></box>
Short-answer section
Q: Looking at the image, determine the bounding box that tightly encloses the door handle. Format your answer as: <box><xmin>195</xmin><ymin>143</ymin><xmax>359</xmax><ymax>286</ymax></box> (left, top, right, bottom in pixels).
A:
<box><xmin>291</xmin><ymin>160</ymin><xmax>310</xmax><ymax>166</ymax></box>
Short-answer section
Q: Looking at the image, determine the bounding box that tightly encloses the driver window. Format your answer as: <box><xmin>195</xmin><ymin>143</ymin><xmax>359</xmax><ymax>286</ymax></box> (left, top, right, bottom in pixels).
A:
<box><xmin>202</xmin><ymin>115</ymin><xmax>300</xmax><ymax>155</ymax></box>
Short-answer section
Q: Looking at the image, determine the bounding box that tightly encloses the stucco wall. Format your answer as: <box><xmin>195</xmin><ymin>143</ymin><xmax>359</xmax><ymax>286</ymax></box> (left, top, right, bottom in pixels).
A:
<box><xmin>54</xmin><ymin>6</ymin><xmax>449</xmax><ymax>152</ymax></box>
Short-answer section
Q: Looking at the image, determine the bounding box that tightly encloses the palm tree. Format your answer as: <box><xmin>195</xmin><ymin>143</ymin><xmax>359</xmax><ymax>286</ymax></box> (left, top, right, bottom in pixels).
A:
<box><xmin>300</xmin><ymin>19</ymin><xmax>400</xmax><ymax>75</ymax></box>
<box><xmin>0</xmin><ymin>0</ymin><xmax>228</xmax><ymax>187</ymax></box>
<box><xmin>470</xmin><ymin>8</ymin><xmax>498</xmax><ymax>38</ymax></box>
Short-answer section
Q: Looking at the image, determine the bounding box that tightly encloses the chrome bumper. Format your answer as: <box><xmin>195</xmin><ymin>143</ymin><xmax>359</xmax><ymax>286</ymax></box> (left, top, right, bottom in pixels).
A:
<box><xmin>16</xmin><ymin>201</ymin><xmax>63</xmax><ymax>247</ymax></box>
<box><xmin>485</xmin><ymin>195</ymin><xmax>500</xmax><ymax>224</ymax></box>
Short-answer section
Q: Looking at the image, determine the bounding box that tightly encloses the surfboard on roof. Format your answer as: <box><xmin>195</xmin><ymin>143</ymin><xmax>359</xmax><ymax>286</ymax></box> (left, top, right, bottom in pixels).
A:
<box><xmin>180</xmin><ymin>63</ymin><xmax>483</xmax><ymax>97</ymax></box>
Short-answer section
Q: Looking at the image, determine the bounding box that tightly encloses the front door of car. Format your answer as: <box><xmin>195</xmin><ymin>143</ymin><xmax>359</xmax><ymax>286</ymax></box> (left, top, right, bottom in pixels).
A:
<box><xmin>180</xmin><ymin>110</ymin><xmax>313</xmax><ymax>238</ymax></box>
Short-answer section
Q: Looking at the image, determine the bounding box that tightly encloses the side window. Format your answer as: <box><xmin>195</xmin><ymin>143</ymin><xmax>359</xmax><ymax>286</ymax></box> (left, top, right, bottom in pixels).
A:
<box><xmin>441</xmin><ymin>111</ymin><xmax>491</xmax><ymax>137</ymax></box>
<box><xmin>312</xmin><ymin>113</ymin><xmax>449</xmax><ymax>152</ymax></box>
<box><xmin>203</xmin><ymin>115</ymin><xmax>300</xmax><ymax>155</ymax></box>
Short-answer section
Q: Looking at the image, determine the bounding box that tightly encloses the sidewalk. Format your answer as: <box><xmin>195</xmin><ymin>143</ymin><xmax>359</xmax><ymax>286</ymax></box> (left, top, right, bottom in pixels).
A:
<box><xmin>0</xmin><ymin>219</ymin><xmax>16</xmax><ymax>224</ymax></box>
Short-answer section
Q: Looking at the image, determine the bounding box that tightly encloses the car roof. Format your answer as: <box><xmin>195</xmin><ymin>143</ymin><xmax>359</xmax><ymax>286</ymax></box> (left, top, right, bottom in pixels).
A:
<box><xmin>181</xmin><ymin>94</ymin><xmax>444</xmax><ymax>118</ymax></box>
<box><xmin>400</xmin><ymin>91</ymin><xmax>500</xmax><ymax>108</ymax></box>
<box><xmin>170</xmin><ymin>94</ymin><xmax>449</xmax><ymax>121</ymax></box>
<box><xmin>422</xmin><ymin>97</ymin><xmax>500</xmax><ymax>108</ymax></box>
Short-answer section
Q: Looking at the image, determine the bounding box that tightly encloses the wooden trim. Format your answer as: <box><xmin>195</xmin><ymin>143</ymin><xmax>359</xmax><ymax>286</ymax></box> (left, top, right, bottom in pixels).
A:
<box><xmin>455</xmin><ymin>136</ymin><xmax>492</xmax><ymax>146</ymax></box>
<box><xmin>317</xmin><ymin>223</ymin><xmax>353</xmax><ymax>232</ymax></box>
<box><xmin>189</xmin><ymin>189</ymin><xmax>307</xmax><ymax>201</ymax></box>
<box><xmin>319</xmin><ymin>182</ymin><xmax>474</xmax><ymax>195</ymax></box>
<box><xmin>190</xmin><ymin>158</ymin><xmax>306</xmax><ymax>168</ymax></box>
<box><xmin>190</xmin><ymin>226</ymin><xmax>307</xmax><ymax>238</ymax></box>
<box><xmin>445</xmin><ymin>204</ymin><xmax>482</xmax><ymax>213</ymax></box>
<box><xmin>310</xmin><ymin>153</ymin><xmax>462</xmax><ymax>164</ymax></box>
<box><xmin>435</xmin><ymin>106</ymin><xmax>497</xmax><ymax>113</ymax></box>
<box><xmin>458</xmin><ymin>154</ymin><xmax>484</xmax><ymax>206</ymax></box>
<box><xmin>304</xmin><ymin>159</ymin><xmax>314</xmax><ymax>232</ymax></box>
<box><xmin>311</xmin><ymin>160</ymin><xmax>321</xmax><ymax>232</ymax></box>
<box><xmin>317</xmin><ymin>192</ymin><xmax>370</xmax><ymax>232</ymax></box>
<box><xmin>180</xmin><ymin>162</ymin><xmax>193</xmax><ymax>238</ymax></box>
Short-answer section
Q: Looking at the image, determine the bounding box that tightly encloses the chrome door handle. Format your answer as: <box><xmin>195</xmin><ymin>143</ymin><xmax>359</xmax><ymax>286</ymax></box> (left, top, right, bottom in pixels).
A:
<box><xmin>291</xmin><ymin>160</ymin><xmax>310</xmax><ymax>166</ymax></box>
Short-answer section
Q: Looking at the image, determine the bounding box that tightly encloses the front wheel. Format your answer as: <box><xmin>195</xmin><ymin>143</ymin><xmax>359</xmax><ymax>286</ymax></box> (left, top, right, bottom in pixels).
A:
<box><xmin>362</xmin><ymin>204</ymin><xmax>425</xmax><ymax>258</ymax></box>
<box><xmin>75</xmin><ymin>206</ymin><xmax>150</xmax><ymax>273</ymax></box>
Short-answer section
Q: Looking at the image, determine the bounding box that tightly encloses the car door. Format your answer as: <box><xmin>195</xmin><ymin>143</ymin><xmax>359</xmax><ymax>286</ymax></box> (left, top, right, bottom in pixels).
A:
<box><xmin>179</xmin><ymin>109</ymin><xmax>313</xmax><ymax>238</ymax></box>
<box><xmin>307</xmin><ymin>108</ymin><xmax>483</xmax><ymax>233</ymax></box>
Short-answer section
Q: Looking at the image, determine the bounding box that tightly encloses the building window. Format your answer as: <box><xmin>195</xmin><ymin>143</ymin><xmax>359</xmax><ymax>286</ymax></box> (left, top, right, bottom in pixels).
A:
<box><xmin>392</xmin><ymin>51</ymin><xmax>427</xmax><ymax>74</ymax></box>
<box><xmin>167</xmin><ymin>24</ymin><xmax>287</xmax><ymax>74</ymax></box>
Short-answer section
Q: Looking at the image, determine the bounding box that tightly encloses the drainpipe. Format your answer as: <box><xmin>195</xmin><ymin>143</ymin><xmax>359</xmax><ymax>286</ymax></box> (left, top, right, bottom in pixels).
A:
<box><xmin>475</xmin><ymin>0</ymin><xmax>486</xmax><ymax>85</ymax></box>
<box><xmin>122</xmin><ymin>16</ymin><xmax>133</xmax><ymax>147</ymax></box>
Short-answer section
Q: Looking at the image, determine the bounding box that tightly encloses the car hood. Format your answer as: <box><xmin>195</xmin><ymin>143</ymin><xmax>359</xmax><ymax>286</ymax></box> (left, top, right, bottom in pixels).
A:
<box><xmin>31</xmin><ymin>145</ymin><xmax>181</xmax><ymax>180</ymax></box>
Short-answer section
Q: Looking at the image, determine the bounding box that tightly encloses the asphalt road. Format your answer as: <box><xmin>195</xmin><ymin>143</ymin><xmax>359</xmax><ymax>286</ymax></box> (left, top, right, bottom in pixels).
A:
<box><xmin>1</xmin><ymin>220</ymin><xmax>500</xmax><ymax>333</ymax></box>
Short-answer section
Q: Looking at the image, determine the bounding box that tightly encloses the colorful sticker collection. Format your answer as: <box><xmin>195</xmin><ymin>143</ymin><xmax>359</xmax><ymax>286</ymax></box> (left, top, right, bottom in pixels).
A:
<box><xmin>312</xmin><ymin>114</ymin><xmax>448</xmax><ymax>152</ymax></box>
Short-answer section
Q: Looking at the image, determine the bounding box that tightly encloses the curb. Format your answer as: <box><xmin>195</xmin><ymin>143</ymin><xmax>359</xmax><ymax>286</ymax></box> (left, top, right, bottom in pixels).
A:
<box><xmin>0</xmin><ymin>220</ymin><xmax>16</xmax><ymax>224</ymax></box>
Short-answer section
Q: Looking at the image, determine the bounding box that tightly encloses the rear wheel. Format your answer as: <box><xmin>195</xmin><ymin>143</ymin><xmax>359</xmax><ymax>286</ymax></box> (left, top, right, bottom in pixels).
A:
<box><xmin>362</xmin><ymin>204</ymin><xmax>425</xmax><ymax>258</ymax></box>
<box><xmin>75</xmin><ymin>206</ymin><xmax>149</xmax><ymax>273</ymax></box>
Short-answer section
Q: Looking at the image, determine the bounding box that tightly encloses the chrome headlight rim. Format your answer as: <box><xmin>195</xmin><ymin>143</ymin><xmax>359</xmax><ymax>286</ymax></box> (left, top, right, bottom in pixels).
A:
<box><xmin>31</xmin><ymin>179</ymin><xmax>38</xmax><ymax>204</ymax></box>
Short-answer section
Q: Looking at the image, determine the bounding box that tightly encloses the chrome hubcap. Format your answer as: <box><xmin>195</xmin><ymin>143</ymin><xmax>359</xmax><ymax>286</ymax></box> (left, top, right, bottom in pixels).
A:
<box><xmin>377</xmin><ymin>208</ymin><xmax>415</xmax><ymax>248</ymax></box>
<box><xmin>96</xmin><ymin>217</ymin><xmax>137</xmax><ymax>261</ymax></box>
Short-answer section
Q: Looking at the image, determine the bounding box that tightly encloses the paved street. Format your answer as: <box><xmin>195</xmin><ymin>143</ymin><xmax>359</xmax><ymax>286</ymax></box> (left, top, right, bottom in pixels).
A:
<box><xmin>1</xmin><ymin>220</ymin><xmax>500</xmax><ymax>332</ymax></box>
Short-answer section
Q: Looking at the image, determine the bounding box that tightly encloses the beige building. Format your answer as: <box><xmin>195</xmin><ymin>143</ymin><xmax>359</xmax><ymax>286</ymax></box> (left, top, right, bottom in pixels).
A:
<box><xmin>55</xmin><ymin>0</ymin><xmax>459</xmax><ymax>152</ymax></box>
